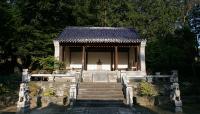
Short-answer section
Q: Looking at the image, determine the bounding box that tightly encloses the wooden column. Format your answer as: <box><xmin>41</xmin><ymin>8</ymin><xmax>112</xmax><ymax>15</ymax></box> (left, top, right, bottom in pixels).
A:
<box><xmin>111</xmin><ymin>51</ymin><xmax>113</xmax><ymax>71</ymax></box>
<box><xmin>82</xmin><ymin>46</ymin><xmax>86</xmax><ymax>70</ymax></box>
<box><xmin>114</xmin><ymin>46</ymin><xmax>118</xmax><ymax>70</ymax></box>
<box><xmin>65</xmin><ymin>47</ymin><xmax>70</xmax><ymax>67</ymax></box>
<box><xmin>128</xmin><ymin>47</ymin><xmax>133</xmax><ymax>70</ymax></box>
<box><xmin>128</xmin><ymin>49</ymin><xmax>130</xmax><ymax>69</ymax></box>
<box><xmin>62</xmin><ymin>46</ymin><xmax>65</xmax><ymax>62</ymax></box>
<box><xmin>84</xmin><ymin>47</ymin><xmax>88</xmax><ymax>70</ymax></box>
<box><xmin>136</xmin><ymin>45</ymin><xmax>140</xmax><ymax>70</ymax></box>
<box><xmin>59</xmin><ymin>45</ymin><xmax>63</xmax><ymax>61</ymax></box>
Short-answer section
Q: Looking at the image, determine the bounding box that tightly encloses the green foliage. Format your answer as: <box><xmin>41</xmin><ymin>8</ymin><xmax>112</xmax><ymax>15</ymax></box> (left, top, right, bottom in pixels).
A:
<box><xmin>43</xmin><ymin>88</ymin><xmax>55</xmax><ymax>97</ymax></box>
<box><xmin>30</xmin><ymin>56</ymin><xmax>65</xmax><ymax>71</ymax></box>
<box><xmin>0</xmin><ymin>74</ymin><xmax>21</xmax><ymax>95</ymax></box>
<box><xmin>146</xmin><ymin>26</ymin><xmax>197</xmax><ymax>80</ymax></box>
<box><xmin>0</xmin><ymin>84</ymin><xmax>9</xmax><ymax>95</ymax></box>
<box><xmin>138</xmin><ymin>81</ymin><xmax>158</xmax><ymax>97</ymax></box>
<box><xmin>0</xmin><ymin>0</ymin><xmax>199</xmax><ymax>86</ymax></box>
<box><xmin>28</xmin><ymin>82</ymin><xmax>40</xmax><ymax>97</ymax></box>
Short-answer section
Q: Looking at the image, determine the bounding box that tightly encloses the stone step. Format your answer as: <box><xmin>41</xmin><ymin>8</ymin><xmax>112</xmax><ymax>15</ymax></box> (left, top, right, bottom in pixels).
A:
<box><xmin>78</xmin><ymin>88</ymin><xmax>122</xmax><ymax>91</ymax></box>
<box><xmin>79</xmin><ymin>84</ymin><xmax>122</xmax><ymax>88</ymax></box>
<box><xmin>78</xmin><ymin>94</ymin><xmax>124</xmax><ymax>98</ymax></box>
<box><xmin>77</xmin><ymin>97</ymin><xmax>124</xmax><ymax>101</ymax></box>
<box><xmin>79</xmin><ymin>83</ymin><xmax>122</xmax><ymax>85</ymax></box>
<box><xmin>74</xmin><ymin>100</ymin><xmax>126</xmax><ymax>107</ymax></box>
<box><xmin>78</xmin><ymin>91</ymin><xmax>123</xmax><ymax>95</ymax></box>
<box><xmin>77</xmin><ymin>82</ymin><xmax>125</xmax><ymax>106</ymax></box>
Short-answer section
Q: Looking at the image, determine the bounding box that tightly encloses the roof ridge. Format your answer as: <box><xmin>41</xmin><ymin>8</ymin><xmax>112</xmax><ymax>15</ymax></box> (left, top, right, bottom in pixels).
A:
<box><xmin>64</xmin><ymin>26</ymin><xmax>132</xmax><ymax>30</ymax></box>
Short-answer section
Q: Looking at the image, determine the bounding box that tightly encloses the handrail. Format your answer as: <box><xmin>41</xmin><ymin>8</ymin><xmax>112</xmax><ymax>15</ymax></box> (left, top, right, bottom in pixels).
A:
<box><xmin>121</xmin><ymin>72</ymin><xmax>133</xmax><ymax>106</ymax></box>
<box><xmin>121</xmin><ymin>72</ymin><xmax>128</xmax><ymax>86</ymax></box>
<box><xmin>147</xmin><ymin>75</ymin><xmax>171</xmax><ymax>78</ymax></box>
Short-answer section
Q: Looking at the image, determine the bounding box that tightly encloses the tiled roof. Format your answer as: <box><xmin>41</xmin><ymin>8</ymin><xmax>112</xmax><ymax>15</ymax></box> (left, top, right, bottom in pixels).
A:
<box><xmin>55</xmin><ymin>27</ymin><xmax>143</xmax><ymax>43</ymax></box>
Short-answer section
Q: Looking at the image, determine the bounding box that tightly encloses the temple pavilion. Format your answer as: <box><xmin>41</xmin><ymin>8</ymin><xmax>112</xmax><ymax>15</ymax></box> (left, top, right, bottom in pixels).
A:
<box><xmin>53</xmin><ymin>27</ymin><xmax>146</xmax><ymax>82</ymax></box>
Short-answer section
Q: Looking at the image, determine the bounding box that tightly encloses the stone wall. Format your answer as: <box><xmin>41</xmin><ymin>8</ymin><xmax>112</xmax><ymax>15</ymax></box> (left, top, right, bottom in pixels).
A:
<box><xmin>29</xmin><ymin>82</ymin><xmax>71</xmax><ymax>108</ymax></box>
<box><xmin>129</xmin><ymin>79</ymin><xmax>171</xmax><ymax>106</ymax></box>
<box><xmin>135</xmin><ymin>96</ymin><xmax>170</xmax><ymax>106</ymax></box>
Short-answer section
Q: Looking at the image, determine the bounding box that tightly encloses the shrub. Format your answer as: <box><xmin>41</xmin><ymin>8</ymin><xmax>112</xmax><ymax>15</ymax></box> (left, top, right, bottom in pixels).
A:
<box><xmin>138</xmin><ymin>81</ymin><xmax>158</xmax><ymax>97</ymax></box>
<box><xmin>0</xmin><ymin>84</ymin><xmax>9</xmax><ymax>95</ymax></box>
<box><xmin>30</xmin><ymin>56</ymin><xmax>65</xmax><ymax>71</ymax></box>
<box><xmin>28</xmin><ymin>82</ymin><xmax>40</xmax><ymax>97</ymax></box>
<box><xmin>43</xmin><ymin>88</ymin><xmax>55</xmax><ymax>97</ymax></box>
<box><xmin>0</xmin><ymin>74</ymin><xmax>21</xmax><ymax>96</ymax></box>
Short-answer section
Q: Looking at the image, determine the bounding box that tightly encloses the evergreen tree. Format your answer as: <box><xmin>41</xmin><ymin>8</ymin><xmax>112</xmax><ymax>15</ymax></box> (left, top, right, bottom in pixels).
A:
<box><xmin>0</xmin><ymin>0</ymin><xmax>198</xmax><ymax>77</ymax></box>
<box><xmin>188</xmin><ymin>4</ymin><xmax>200</xmax><ymax>52</ymax></box>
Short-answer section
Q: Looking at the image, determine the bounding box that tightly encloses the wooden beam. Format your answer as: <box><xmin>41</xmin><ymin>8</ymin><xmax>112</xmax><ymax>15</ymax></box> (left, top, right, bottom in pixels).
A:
<box><xmin>60</xmin><ymin>42</ymin><xmax>141</xmax><ymax>47</ymax></box>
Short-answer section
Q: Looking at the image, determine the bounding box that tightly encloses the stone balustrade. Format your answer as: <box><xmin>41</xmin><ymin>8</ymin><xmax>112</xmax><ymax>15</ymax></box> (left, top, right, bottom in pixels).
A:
<box><xmin>17</xmin><ymin>83</ymin><xmax>30</xmax><ymax>113</ymax></box>
<box><xmin>121</xmin><ymin>71</ymin><xmax>133</xmax><ymax>106</ymax></box>
<box><xmin>82</xmin><ymin>71</ymin><xmax>120</xmax><ymax>82</ymax></box>
<box><xmin>29</xmin><ymin>70</ymin><xmax>79</xmax><ymax>82</ymax></box>
<box><xmin>146</xmin><ymin>70</ymin><xmax>182</xmax><ymax>112</ymax></box>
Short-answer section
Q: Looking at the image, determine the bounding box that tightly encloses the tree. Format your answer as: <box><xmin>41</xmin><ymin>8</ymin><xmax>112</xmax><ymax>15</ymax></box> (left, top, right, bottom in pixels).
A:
<box><xmin>0</xmin><ymin>0</ymin><xmax>196</xmax><ymax>77</ymax></box>
<box><xmin>188</xmin><ymin>4</ymin><xmax>200</xmax><ymax>55</ymax></box>
<box><xmin>0</xmin><ymin>0</ymin><xmax>19</xmax><ymax>73</ymax></box>
<box><xmin>12</xmin><ymin>0</ymin><xmax>78</xmax><ymax>67</ymax></box>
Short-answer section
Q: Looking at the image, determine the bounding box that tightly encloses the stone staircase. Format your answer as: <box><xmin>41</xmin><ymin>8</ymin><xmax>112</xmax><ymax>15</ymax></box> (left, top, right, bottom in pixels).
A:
<box><xmin>75</xmin><ymin>82</ymin><xmax>125</xmax><ymax>107</ymax></box>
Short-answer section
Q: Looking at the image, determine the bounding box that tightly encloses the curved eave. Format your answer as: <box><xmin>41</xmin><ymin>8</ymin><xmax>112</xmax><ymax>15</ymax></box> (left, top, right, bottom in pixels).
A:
<box><xmin>55</xmin><ymin>38</ymin><xmax>145</xmax><ymax>44</ymax></box>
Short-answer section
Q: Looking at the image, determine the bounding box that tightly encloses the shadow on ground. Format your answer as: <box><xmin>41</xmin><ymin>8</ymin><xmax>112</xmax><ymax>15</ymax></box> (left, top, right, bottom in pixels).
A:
<box><xmin>2</xmin><ymin>102</ymin><xmax>199</xmax><ymax>114</ymax></box>
<box><xmin>0</xmin><ymin>106</ymin><xmax>17</xmax><ymax>114</ymax></box>
<box><xmin>29</xmin><ymin>103</ymin><xmax>69</xmax><ymax>114</ymax></box>
<box><xmin>0</xmin><ymin>102</ymin><xmax>159</xmax><ymax>114</ymax></box>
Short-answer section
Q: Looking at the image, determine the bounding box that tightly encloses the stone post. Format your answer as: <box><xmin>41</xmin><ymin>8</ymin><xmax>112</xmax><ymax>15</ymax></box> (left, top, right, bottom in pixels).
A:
<box><xmin>140</xmin><ymin>40</ymin><xmax>147</xmax><ymax>75</ymax></box>
<box><xmin>170</xmin><ymin>70</ymin><xmax>182</xmax><ymax>112</ymax></box>
<box><xmin>22</xmin><ymin>69</ymin><xmax>29</xmax><ymax>82</ymax></box>
<box><xmin>69</xmin><ymin>84</ymin><xmax>77</xmax><ymax>100</ymax></box>
<box><xmin>53</xmin><ymin>40</ymin><xmax>60</xmax><ymax>61</ymax></box>
<box><xmin>146</xmin><ymin>76</ymin><xmax>153</xmax><ymax>83</ymax></box>
<box><xmin>170</xmin><ymin>70</ymin><xmax>178</xmax><ymax>83</ymax></box>
<box><xmin>126</xmin><ymin>85</ymin><xmax>133</xmax><ymax>107</ymax></box>
<box><xmin>155</xmin><ymin>72</ymin><xmax>161</xmax><ymax>82</ymax></box>
<box><xmin>17</xmin><ymin>83</ymin><xmax>30</xmax><ymax>113</ymax></box>
<box><xmin>48</xmin><ymin>76</ymin><xmax>54</xmax><ymax>82</ymax></box>
<box><xmin>69</xmin><ymin>84</ymin><xmax>77</xmax><ymax>106</ymax></box>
